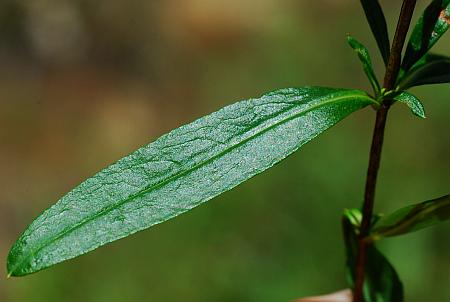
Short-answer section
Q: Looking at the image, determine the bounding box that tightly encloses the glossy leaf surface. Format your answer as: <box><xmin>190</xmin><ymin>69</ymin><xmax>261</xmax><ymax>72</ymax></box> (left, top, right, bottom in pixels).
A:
<box><xmin>343</xmin><ymin>209</ymin><xmax>404</xmax><ymax>302</ymax></box>
<box><xmin>347</xmin><ymin>36</ymin><xmax>381</xmax><ymax>93</ymax></box>
<box><xmin>399</xmin><ymin>53</ymin><xmax>450</xmax><ymax>89</ymax></box>
<box><xmin>371</xmin><ymin>194</ymin><xmax>450</xmax><ymax>239</ymax></box>
<box><xmin>359</xmin><ymin>0</ymin><xmax>391</xmax><ymax>65</ymax></box>
<box><xmin>402</xmin><ymin>0</ymin><xmax>450</xmax><ymax>71</ymax></box>
<box><xmin>7</xmin><ymin>87</ymin><xmax>376</xmax><ymax>277</ymax></box>
<box><xmin>393</xmin><ymin>92</ymin><xmax>426</xmax><ymax>118</ymax></box>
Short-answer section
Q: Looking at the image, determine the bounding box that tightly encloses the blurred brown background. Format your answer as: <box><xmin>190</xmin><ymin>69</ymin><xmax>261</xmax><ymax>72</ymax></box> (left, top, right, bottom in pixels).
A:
<box><xmin>0</xmin><ymin>0</ymin><xmax>449</xmax><ymax>301</ymax></box>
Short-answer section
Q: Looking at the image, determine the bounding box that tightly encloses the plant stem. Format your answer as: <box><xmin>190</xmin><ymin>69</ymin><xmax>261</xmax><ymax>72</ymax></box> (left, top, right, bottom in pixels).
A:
<box><xmin>352</xmin><ymin>1</ymin><xmax>417</xmax><ymax>301</ymax></box>
<box><xmin>383</xmin><ymin>0</ymin><xmax>418</xmax><ymax>90</ymax></box>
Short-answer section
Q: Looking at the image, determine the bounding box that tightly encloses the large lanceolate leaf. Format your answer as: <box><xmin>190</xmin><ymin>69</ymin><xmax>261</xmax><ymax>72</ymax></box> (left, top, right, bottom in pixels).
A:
<box><xmin>7</xmin><ymin>87</ymin><xmax>376</xmax><ymax>277</ymax></box>
<box><xmin>399</xmin><ymin>53</ymin><xmax>450</xmax><ymax>89</ymax></box>
<box><xmin>371</xmin><ymin>194</ymin><xmax>450</xmax><ymax>239</ymax></box>
<box><xmin>359</xmin><ymin>0</ymin><xmax>391</xmax><ymax>65</ymax></box>
<box><xmin>402</xmin><ymin>0</ymin><xmax>450</xmax><ymax>71</ymax></box>
<box><xmin>343</xmin><ymin>209</ymin><xmax>404</xmax><ymax>302</ymax></box>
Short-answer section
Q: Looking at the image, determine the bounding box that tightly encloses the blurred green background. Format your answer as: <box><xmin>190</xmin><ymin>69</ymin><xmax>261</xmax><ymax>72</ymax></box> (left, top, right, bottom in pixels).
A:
<box><xmin>0</xmin><ymin>0</ymin><xmax>449</xmax><ymax>301</ymax></box>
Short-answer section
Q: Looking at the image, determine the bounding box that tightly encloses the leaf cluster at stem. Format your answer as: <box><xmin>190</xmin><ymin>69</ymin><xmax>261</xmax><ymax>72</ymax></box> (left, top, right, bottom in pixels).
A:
<box><xmin>352</xmin><ymin>0</ymin><xmax>450</xmax><ymax>116</ymax></box>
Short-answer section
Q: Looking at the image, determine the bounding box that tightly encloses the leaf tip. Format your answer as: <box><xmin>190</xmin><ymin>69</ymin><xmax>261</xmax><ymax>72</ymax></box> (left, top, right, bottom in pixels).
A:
<box><xmin>6</xmin><ymin>263</ymin><xmax>17</xmax><ymax>278</ymax></box>
<box><xmin>6</xmin><ymin>265</ymin><xmax>25</xmax><ymax>278</ymax></box>
<box><xmin>6</xmin><ymin>246</ymin><xmax>24</xmax><ymax>278</ymax></box>
<box><xmin>440</xmin><ymin>8</ymin><xmax>450</xmax><ymax>25</ymax></box>
<box><xmin>6</xmin><ymin>264</ymin><xmax>15</xmax><ymax>278</ymax></box>
<box><xmin>346</xmin><ymin>35</ymin><xmax>357</xmax><ymax>46</ymax></box>
<box><xmin>413</xmin><ymin>106</ymin><xmax>426</xmax><ymax>119</ymax></box>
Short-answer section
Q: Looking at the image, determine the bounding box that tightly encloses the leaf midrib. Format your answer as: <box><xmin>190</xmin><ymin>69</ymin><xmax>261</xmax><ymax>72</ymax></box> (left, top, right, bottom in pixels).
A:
<box><xmin>11</xmin><ymin>92</ymin><xmax>375</xmax><ymax>275</ymax></box>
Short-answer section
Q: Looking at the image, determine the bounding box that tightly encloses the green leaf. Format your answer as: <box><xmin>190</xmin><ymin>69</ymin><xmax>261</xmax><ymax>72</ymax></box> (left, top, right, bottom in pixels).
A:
<box><xmin>347</xmin><ymin>36</ymin><xmax>381</xmax><ymax>94</ymax></box>
<box><xmin>371</xmin><ymin>194</ymin><xmax>450</xmax><ymax>239</ymax></box>
<box><xmin>361</xmin><ymin>245</ymin><xmax>404</xmax><ymax>302</ymax></box>
<box><xmin>342</xmin><ymin>210</ymin><xmax>360</xmax><ymax>285</ymax></box>
<box><xmin>7</xmin><ymin>87</ymin><xmax>376</xmax><ymax>277</ymax></box>
<box><xmin>393</xmin><ymin>92</ymin><xmax>426</xmax><ymax>118</ymax></box>
<box><xmin>359</xmin><ymin>0</ymin><xmax>391</xmax><ymax>65</ymax></box>
<box><xmin>343</xmin><ymin>210</ymin><xmax>404</xmax><ymax>302</ymax></box>
<box><xmin>399</xmin><ymin>53</ymin><xmax>450</xmax><ymax>89</ymax></box>
<box><xmin>402</xmin><ymin>0</ymin><xmax>450</xmax><ymax>71</ymax></box>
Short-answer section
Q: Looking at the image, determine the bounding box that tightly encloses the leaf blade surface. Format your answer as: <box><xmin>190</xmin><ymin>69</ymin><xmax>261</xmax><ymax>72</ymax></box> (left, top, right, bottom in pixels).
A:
<box><xmin>7</xmin><ymin>87</ymin><xmax>375</xmax><ymax>277</ymax></box>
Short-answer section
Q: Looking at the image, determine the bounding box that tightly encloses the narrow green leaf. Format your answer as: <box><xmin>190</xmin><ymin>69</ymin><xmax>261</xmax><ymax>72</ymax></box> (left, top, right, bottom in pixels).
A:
<box><xmin>399</xmin><ymin>53</ymin><xmax>450</xmax><ymax>89</ymax></box>
<box><xmin>347</xmin><ymin>36</ymin><xmax>381</xmax><ymax>94</ymax></box>
<box><xmin>342</xmin><ymin>210</ymin><xmax>359</xmax><ymax>286</ymax></box>
<box><xmin>393</xmin><ymin>92</ymin><xmax>426</xmax><ymax>118</ymax></box>
<box><xmin>359</xmin><ymin>0</ymin><xmax>391</xmax><ymax>65</ymax></box>
<box><xmin>402</xmin><ymin>0</ymin><xmax>450</xmax><ymax>71</ymax></box>
<box><xmin>343</xmin><ymin>210</ymin><xmax>404</xmax><ymax>302</ymax></box>
<box><xmin>371</xmin><ymin>194</ymin><xmax>450</xmax><ymax>239</ymax></box>
<box><xmin>7</xmin><ymin>87</ymin><xmax>376</xmax><ymax>277</ymax></box>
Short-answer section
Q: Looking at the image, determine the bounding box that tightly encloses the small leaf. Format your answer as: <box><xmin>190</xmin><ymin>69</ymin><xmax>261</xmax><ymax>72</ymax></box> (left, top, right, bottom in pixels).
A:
<box><xmin>393</xmin><ymin>92</ymin><xmax>426</xmax><ymax>118</ymax></box>
<box><xmin>342</xmin><ymin>210</ymin><xmax>404</xmax><ymax>302</ymax></box>
<box><xmin>402</xmin><ymin>0</ymin><xmax>450</xmax><ymax>71</ymax></box>
<box><xmin>359</xmin><ymin>0</ymin><xmax>391</xmax><ymax>65</ymax></box>
<box><xmin>371</xmin><ymin>194</ymin><xmax>450</xmax><ymax>239</ymax></box>
<box><xmin>399</xmin><ymin>53</ymin><xmax>450</xmax><ymax>89</ymax></box>
<box><xmin>347</xmin><ymin>36</ymin><xmax>381</xmax><ymax>94</ymax></box>
<box><xmin>7</xmin><ymin>87</ymin><xmax>376</xmax><ymax>277</ymax></box>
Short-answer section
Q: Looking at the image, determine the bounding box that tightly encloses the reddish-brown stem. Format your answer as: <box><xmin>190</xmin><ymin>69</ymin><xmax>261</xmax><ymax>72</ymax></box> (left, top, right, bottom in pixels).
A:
<box><xmin>352</xmin><ymin>1</ymin><xmax>417</xmax><ymax>301</ymax></box>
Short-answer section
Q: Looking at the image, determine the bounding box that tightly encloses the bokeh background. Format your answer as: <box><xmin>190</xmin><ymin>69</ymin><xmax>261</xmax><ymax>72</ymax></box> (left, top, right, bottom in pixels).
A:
<box><xmin>0</xmin><ymin>0</ymin><xmax>449</xmax><ymax>301</ymax></box>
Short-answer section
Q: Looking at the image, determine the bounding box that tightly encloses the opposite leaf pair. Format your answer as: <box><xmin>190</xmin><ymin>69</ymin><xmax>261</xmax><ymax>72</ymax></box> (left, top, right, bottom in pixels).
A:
<box><xmin>348</xmin><ymin>36</ymin><xmax>425</xmax><ymax>118</ymax></box>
